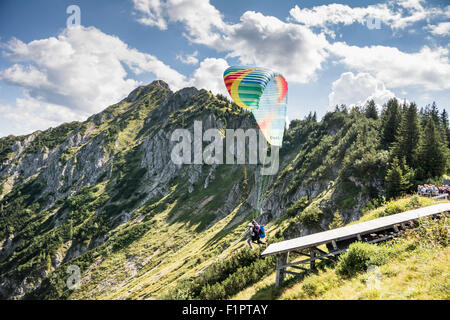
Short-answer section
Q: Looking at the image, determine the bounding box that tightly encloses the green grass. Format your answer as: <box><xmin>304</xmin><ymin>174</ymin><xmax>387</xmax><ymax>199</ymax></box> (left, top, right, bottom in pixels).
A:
<box><xmin>279</xmin><ymin>239</ymin><xmax>449</xmax><ymax>300</ymax></box>
<box><xmin>24</xmin><ymin>122</ymin><xmax>83</xmax><ymax>155</ymax></box>
<box><xmin>0</xmin><ymin>135</ymin><xmax>22</xmax><ymax>163</ymax></box>
<box><xmin>64</xmin><ymin>198</ymin><xmax>253</xmax><ymax>300</ymax></box>
<box><xmin>355</xmin><ymin>195</ymin><xmax>447</xmax><ymax>223</ymax></box>
<box><xmin>232</xmin><ymin>195</ymin><xmax>449</xmax><ymax>300</ymax></box>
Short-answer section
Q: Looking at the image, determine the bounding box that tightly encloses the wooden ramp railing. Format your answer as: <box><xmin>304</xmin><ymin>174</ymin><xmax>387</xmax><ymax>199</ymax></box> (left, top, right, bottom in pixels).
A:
<box><xmin>261</xmin><ymin>203</ymin><xmax>450</xmax><ymax>287</ymax></box>
<box><xmin>433</xmin><ymin>194</ymin><xmax>449</xmax><ymax>200</ymax></box>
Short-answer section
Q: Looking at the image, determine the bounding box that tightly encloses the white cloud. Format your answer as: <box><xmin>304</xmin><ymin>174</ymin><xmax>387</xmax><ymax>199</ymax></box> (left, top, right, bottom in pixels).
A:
<box><xmin>426</xmin><ymin>22</ymin><xmax>450</xmax><ymax>36</ymax></box>
<box><xmin>0</xmin><ymin>25</ymin><xmax>238</xmax><ymax>136</ymax></box>
<box><xmin>132</xmin><ymin>1</ymin><xmax>330</xmax><ymax>84</ymax></box>
<box><xmin>222</xmin><ymin>11</ymin><xmax>329</xmax><ymax>83</ymax></box>
<box><xmin>0</xmin><ymin>26</ymin><xmax>187</xmax><ymax>115</ymax></box>
<box><xmin>0</xmin><ymin>64</ymin><xmax>50</xmax><ymax>88</ymax></box>
<box><xmin>289</xmin><ymin>3</ymin><xmax>388</xmax><ymax>28</ymax></box>
<box><xmin>328</xmin><ymin>72</ymin><xmax>395</xmax><ymax>109</ymax></box>
<box><xmin>188</xmin><ymin>57</ymin><xmax>229</xmax><ymax>95</ymax></box>
<box><xmin>289</xmin><ymin>0</ymin><xmax>446</xmax><ymax>31</ymax></box>
<box><xmin>330</xmin><ymin>43</ymin><xmax>450</xmax><ymax>91</ymax></box>
<box><xmin>0</xmin><ymin>26</ymin><xmax>196</xmax><ymax>136</ymax></box>
<box><xmin>131</xmin><ymin>0</ymin><xmax>450</xmax><ymax>94</ymax></box>
<box><xmin>132</xmin><ymin>0</ymin><xmax>167</xmax><ymax>29</ymax></box>
<box><xmin>0</xmin><ymin>95</ymin><xmax>87</xmax><ymax>137</ymax></box>
<box><xmin>132</xmin><ymin>0</ymin><xmax>226</xmax><ymax>46</ymax></box>
<box><xmin>176</xmin><ymin>50</ymin><xmax>199</xmax><ymax>65</ymax></box>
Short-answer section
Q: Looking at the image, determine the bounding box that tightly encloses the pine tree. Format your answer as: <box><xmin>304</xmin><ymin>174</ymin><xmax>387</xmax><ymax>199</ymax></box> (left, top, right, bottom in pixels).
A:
<box><xmin>392</xmin><ymin>102</ymin><xmax>420</xmax><ymax>168</ymax></box>
<box><xmin>329</xmin><ymin>211</ymin><xmax>344</xmax><ymax>229</ymax></box>
<box><xmin>441</xmin><ymin>109</ymin><xmax>449</xmax><ymax>129</ymax></box>
<box><xmin>419</xmin><ymin>104</ymin><xmax>430</xmax><ymax>128</ymax></box>
<box><xmin>385</xmin><ymin>157</ymin><xmax>414</xmax><ymax>199</ymax></box>
<box><xmin>417</xmin><ymin>118</ymin><xmax>447</xmax><ymax>179</ymax></box>
<box><xmin>380</xmin><ymin>98</ymin><xmax>401</xmax><ymax>148</ymax></box>
<box><xmin>430</xmin><ymin>102</ymin><xmax>440</xmax><ymax>127</ymax></box>
<box><xmin>306</xmin><ymin>111</ymin><xmax>318</xmax><ymax>122</ymax></box>
<box><xmin>441</xmin><ymin>109</ymin><xmax>450</xmax><ymax>148</ymax></box>
<box><xmin>364</xmin><ymin>100</ymin><xmax>378</xmax><ymax>120</ymax></box>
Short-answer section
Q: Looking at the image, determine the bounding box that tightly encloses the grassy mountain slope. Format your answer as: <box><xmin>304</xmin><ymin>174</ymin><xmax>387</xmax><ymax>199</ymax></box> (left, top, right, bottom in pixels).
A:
<box><xmin>0</xmin><ymin>81</ymin><xmax>448</xmax><ymax>300</ymax></box>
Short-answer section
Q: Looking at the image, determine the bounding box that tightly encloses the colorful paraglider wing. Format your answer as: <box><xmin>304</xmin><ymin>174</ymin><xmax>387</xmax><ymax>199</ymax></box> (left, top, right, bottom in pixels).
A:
<box><xmin>251</xmin><ymin>75</ymin><xmax>288</xmax><ymax>147</ymax></box>
<box><xmin>223</xmin><ymin>67</ymin><xmax>273</xmax><ymax>110</ymax></box>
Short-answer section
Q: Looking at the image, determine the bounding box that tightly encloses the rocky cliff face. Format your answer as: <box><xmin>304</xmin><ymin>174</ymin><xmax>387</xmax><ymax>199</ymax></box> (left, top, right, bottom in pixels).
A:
<box><xmin>0</xmin><ymin>81</ymin><xmax>382</xmax><ymax>299</ymax></box>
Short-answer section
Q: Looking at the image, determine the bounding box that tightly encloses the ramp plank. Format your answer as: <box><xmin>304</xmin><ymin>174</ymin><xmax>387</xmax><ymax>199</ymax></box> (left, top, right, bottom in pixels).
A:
<box><xmin>262</xmin><ymin>203</ymin><xmax>450</xmax><ymax>257</ymax></box>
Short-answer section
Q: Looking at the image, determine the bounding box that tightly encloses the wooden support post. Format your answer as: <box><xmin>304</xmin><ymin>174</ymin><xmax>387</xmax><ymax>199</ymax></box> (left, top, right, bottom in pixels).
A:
<box><xmin>331</xmin><ymin>240</ymin><xmax>338</xmax><ymax>250</ymax></box>
<box><xmin>357</xmin><ymin>234</ymin><xmax>362</xmax><ymax>241</ymax></box>
<box><xmin>275</xmin><ymin>252</ymin><xmax>288</xmax><ymax>287</ymax></box>
<box><xmin>310</xmin><ymin>248</ymin><xmax>316</xmax><ymax>270</ymax></box>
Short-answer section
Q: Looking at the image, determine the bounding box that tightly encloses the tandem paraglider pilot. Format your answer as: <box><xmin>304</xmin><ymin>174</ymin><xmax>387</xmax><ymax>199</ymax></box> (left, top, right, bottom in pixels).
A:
<box><xmin>247</xmin><ymin>220</ymin><xmax>266</xmax><ymax>250</ymax></box>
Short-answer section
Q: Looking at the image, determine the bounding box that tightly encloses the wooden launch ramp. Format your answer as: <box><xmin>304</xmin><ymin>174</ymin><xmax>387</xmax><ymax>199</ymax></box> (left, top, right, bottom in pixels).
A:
<box><xmin>261</xmin><ymin>203</ymin><xmax>450</xmax><ymax>287</ymax></box>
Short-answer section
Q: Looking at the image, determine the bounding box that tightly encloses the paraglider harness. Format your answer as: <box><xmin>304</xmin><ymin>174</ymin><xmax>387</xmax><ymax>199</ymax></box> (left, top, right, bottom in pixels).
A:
<box><xmin>251</xmin><ymin>223</ymin><xmax>266</xmax><ymax>242</ymax></box>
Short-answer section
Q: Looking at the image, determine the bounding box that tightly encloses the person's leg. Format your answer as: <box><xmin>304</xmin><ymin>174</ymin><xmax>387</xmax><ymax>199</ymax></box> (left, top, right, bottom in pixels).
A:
<box><xmin>257</xmin><ymin>238</ymin><xmax>266</xmax><ymax>246</ymax></box>
<box><xmin>247</xmin><ymin>238</ymin><xmax>253</xmax><ymax>249</ymax></box>
<box><xmin>251</xmin><ymin>235</ymin><xmax>259</xmax><ymax>248</ymax></box>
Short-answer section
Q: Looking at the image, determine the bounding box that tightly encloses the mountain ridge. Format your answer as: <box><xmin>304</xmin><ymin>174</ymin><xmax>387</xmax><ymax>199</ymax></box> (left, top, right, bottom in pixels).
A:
<box><xmin>0</xmin><ymin>81</ymin><xmax>448</xmax><ymax>299</ymax></box>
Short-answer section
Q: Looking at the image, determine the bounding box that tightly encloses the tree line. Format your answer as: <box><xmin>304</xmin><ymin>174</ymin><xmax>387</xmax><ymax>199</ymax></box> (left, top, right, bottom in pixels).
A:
<box><xmin>366</xmin><ymin>99</ymin><xmax>449</xmax><ymax>199</ymax></box>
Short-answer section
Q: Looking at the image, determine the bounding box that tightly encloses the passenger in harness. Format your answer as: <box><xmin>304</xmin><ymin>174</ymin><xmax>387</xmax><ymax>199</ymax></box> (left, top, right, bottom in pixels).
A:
<box><xmin>247</xmin><ymin>219</ymin><xmax>266</xmax><ymax>250</ymax></box>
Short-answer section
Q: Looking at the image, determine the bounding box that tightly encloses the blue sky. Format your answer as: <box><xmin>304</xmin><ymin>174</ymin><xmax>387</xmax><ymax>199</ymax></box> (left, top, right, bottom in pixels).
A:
<box><xmin>0</xmin><ymin>0</ymin><xmax>449</xmax><ymax>137</ymax></box>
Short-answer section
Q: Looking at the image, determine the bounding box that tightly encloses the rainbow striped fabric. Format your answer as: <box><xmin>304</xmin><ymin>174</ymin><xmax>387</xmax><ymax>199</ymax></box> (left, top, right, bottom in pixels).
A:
<box><xmin>223</xmin><ymin>66</ymin><xmax>288</xmax><ymax>147</ymax></box>
<box><xmin>223</xmin><ymin>66</ymin><xmax>287</xmax><ymax>109</ymax></box>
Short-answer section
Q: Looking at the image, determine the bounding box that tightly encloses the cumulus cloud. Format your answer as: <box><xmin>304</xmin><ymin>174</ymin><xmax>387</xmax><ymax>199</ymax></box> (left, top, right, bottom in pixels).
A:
<box><xmin>330</xmin><ymin>43</ymin><xmax>450</xmax><ymax>91</ymax></box>
<box><xmin>426</xmin><ymin>22</ymin><xmax>450</xmax><ymax>36</ymax></box>
<box><xmin>0</xmin><ymin>25</ymin><xmax>237</xmax><ymax>135</ymax></box>
<box><xmin>289</xmin><ymin>3</ymin><xmax>389</xmax><ymax>28</ymax></box>
<box><xmin>221</xmin><ymin>12</ymin><xmax>329</xmax><ymax>83</ymax></box>
<box><xmin>0</xmin><ymin>26</ymin><xmax>196</xmax><ymax>136</ymax></box>
<box><xmin>133</xmin><ymin>0</ymin><xmax>449</xmax><ymax>91</ymax></box>
<box><xmin>328</xmin><ymin>72</ymin><xmax>395</xmax><ymax>109</ymax></box>
<box><xmin>289</xmin><ymin>0</ymin><xmax>446</xmax><ymax>31</ymax></box>
<box><xmin>0</xmin><ymin>95</ymin><xmax>86</xmax><ymax>137</ymax></box>
<box><xmin>132</xmin><ymin>0</ymin><xmax>226</xmax><ymax>46</ymax></box>
<box><xmin>132</xmin><ymin>0</ymin><xmax>168</xmax><ymax>29</ymax></box>
<box><xmin>0</xmin><ymin>26</ymin><xmax>188</xmax><ymax>115</ymax></box>
<box><xmin>188</xmin><ymin>57</ymin><xmax>229</xmax><ymax>95</ymax></box>
<box><xmin>132</xmin><ymin>1</ymin><xmax>330</xmax><ymax>84</ymax></box>
<box><xmin>176</xmin><ymin>50</ymin><xmax>199</xmax><ymax>65</ymax></box>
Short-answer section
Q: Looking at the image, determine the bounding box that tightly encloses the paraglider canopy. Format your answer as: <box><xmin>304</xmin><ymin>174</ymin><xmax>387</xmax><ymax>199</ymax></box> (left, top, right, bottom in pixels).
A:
<box><xmin>223</xmin><ymin>66</ymin><xmax>288</xmax><ymax>147</ymax></box>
